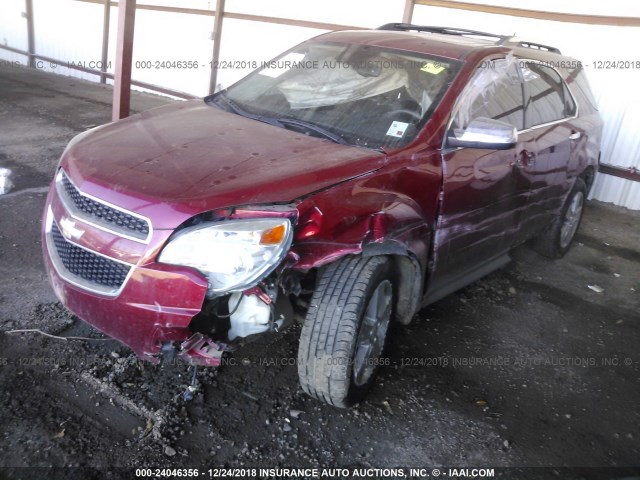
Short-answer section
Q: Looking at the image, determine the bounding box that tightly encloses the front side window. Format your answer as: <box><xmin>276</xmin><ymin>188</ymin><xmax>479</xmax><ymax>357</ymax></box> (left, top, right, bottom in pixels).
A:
<box><xmin>449</xmin><ymin>58</ymin><xmax>524</xmax><ymax>138</ymax></box>
<box><xmin>208</xmin><ymin>41</ymin><xmax>460</xmax><ymax>150</ymax></box>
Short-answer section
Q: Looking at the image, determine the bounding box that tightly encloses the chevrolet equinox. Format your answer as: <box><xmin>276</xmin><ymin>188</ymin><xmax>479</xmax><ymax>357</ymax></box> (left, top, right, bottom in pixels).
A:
<box><xmin>43</xmin><ymin>24</ymin><xmax>602</xmax><ymax>407</ymax></box>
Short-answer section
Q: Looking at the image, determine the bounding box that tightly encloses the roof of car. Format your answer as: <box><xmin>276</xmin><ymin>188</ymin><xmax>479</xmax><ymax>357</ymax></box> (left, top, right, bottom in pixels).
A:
<box><xmin>316</xmin><ymin>24</ymin><xmax>567</xmax><ymax>63</ymax></box>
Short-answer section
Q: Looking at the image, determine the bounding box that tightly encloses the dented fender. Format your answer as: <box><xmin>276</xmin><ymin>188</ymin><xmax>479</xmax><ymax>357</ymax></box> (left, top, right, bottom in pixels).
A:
<box><xmin>287</xmin><ymin>151</ymin><xmax>443</xmax><ymax>323</ymax></box>
<box><xmin>290</xmin><ymin>167</ymin><xmax>436</xmax><ymax>272</ymax></box>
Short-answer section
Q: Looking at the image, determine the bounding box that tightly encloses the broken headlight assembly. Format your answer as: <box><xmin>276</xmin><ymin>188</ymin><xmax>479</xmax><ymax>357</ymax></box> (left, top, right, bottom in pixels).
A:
<box><xmin>159</xmin><ymin>218</ymin><xmax>293</xmax><ymax>296</ymax></box>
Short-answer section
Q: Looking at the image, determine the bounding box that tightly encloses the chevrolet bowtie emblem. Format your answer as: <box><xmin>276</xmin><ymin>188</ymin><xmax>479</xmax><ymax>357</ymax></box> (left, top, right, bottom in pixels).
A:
<box><xmin>59</xmin><ymin>217</ymin><xmax>85</xmax><ymax>240</ymax></box>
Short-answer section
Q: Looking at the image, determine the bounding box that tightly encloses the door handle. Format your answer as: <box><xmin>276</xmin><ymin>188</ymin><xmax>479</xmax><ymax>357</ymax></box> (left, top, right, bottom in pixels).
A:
<box><xmin>517</xmin><ymin>150</ymin><xmax>536</xmax><ymax>167</ymax></box>
<box><xmin>569</xmin><ymin>132</ymin><xmax>581</xmax><ymax>140</ymax></box>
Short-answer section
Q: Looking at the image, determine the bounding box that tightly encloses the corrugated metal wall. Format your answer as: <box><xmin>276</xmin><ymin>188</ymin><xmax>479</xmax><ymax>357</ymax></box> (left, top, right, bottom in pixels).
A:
<box><xmin>1</xmin><ymin>0</ymin><xmax>639</xmax><ymax>209</ymax></box>
<box><xmin>589</xmin><ymin>70</ymin><xmax>640</xmax><ymax>210</ymax></box>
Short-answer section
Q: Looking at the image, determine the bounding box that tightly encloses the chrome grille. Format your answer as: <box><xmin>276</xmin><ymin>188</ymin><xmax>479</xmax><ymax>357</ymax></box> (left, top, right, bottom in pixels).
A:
<box><xmin>50</xmin><ymin>221</ymin><xmax>131</xmax><ymax>292</ymax></box>
<box><xmin>57</xmin><ymin>171</ymin><xmax>150</xmax><ymax>241</ymax></box>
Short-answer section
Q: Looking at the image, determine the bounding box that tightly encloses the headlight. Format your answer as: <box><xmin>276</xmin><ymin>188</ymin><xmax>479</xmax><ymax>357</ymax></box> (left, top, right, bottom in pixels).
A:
<box><xmin>159</xmin><ymin>218</ymin><xmax>292</xmax><ymax>295</ymax></box>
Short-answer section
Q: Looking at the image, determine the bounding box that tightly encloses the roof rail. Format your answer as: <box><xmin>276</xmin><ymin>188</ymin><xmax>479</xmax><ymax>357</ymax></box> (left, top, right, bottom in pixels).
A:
<box><xmin>376</xmin><ymin>23</ymin><xmax>562</xmax><ymax>55</ymax></box>
<box><xmin>515</xmin><ymin>41</ymin><xmax>562</xmax><ymax>55</ymax></box>
<box><xmin>376</xmin><ymin>23</ymin><xmax>510</xmax><ymax>41</ymax></box>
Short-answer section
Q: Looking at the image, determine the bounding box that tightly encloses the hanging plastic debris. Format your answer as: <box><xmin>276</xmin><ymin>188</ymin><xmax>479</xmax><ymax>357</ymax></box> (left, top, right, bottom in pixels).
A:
<box><xmin>0</xmin><ymin>168</ymin><xmax>14</xmax><ymax>195</ymax></box>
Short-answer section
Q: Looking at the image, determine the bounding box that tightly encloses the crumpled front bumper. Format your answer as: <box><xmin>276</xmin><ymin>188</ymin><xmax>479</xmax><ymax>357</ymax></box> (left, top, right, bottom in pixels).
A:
<box><xmin>41</xmin><ymin>182</ymin><xmax>223</xmax><ymax>366</ymax></box>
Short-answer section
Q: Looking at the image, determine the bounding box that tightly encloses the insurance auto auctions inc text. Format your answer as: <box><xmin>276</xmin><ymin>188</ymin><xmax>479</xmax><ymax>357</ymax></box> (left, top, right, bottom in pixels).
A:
<box><xmin>231</xmin><ymin>467</ymin><xmax>495</xmax><ymax>478</ymax></box>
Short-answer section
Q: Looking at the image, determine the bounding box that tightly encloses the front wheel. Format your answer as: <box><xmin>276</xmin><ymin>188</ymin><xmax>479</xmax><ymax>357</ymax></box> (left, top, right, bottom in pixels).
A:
<box><xmin>532</xmin><ymin>178</ymin><xmax>586</xmax><ymax>258</ymax></box>
<box><xmin>297</xmin><ymin>256</ymin><xmax>393</xmax><ymax>408</ymax></box>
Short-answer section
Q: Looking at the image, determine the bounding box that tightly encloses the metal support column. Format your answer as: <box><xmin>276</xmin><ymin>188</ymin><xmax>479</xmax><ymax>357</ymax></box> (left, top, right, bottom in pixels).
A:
<box><xmin>100</xmin><ymin>0</ymin><xmax>111</xmax><ymax>84</ymax></box>
<box><xmin>25</xmin><ymin>0</ymin><xmax>36</xmax><ymax>68</ymax></box>
<box><xmin>112</xmin><ymin>0</ymin><xmax>136</xmax><ymax>121</ymax></box>
<box><xmin>208</xmin><ymin>0</ymin><xmax>225</xmax><ymax>94</ymax></box>
<box><xmin>402</xmin><ymin>0</ymin><xmax>414</xmax><ymax>24</ymax></box>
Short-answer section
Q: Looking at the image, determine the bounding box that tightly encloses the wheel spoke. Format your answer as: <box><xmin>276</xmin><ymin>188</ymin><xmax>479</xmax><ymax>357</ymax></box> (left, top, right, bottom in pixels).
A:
<box><xmin>352</xmin><ymin>279</ymin><xmax>392</xmax><ymax>387</ymax></box>
<box><xmin>359</xmin><ymin>319</ymin><xmax>375</xmax><ymax>343</ymax></box>
<box><xmin>363</xmin><ymin>288</ymin><xmax>379</xmax><ymax>326</ymax></box>
<box><xmin>353</xmin><ymin>343</ymin><xmax>373</xmax><ymax>384</ymax></box>
<box><xmin>560</xmin><ymin>191</ymin><xmax>584</xmax><ymax>248</ymax></box>
<box><xmin>376</xmin><ymin>284</ymin><xmax>391</xmax><ymax>320</ymax></box>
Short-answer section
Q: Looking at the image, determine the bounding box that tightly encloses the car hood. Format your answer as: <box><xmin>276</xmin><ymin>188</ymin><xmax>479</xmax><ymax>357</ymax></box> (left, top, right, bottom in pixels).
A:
<box><xmin>60</xmin><ymin>100</ymin><xmax>386</xmax><ymax>228</ymax></box>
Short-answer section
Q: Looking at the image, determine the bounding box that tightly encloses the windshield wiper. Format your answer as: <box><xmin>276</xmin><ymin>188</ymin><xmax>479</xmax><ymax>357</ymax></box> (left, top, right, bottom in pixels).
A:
<box><xmin>277</xmin><ymin>117</ymin><xmax>349</xmax><ymax>145</ymax></box>
<box><xmin>208</xmin><ymin>91</ymin><xmax>282</xmax><ymax>127</ymax></box>
<box><xmin>209</xmin><ymin>93</ymin><xmax>349</xmax><ymax>146</ymax></box>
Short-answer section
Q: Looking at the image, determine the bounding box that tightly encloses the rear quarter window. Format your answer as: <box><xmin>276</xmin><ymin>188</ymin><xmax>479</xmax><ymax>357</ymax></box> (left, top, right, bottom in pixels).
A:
<box><xmin>566</xmin><ymin>66</ymin><xmax>598</xmax><ymax>111</ymax></box>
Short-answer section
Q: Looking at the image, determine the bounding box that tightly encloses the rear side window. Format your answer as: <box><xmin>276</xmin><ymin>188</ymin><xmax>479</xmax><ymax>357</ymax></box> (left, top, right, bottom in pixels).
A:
<box><xmin>522</xmin><ymin>63</ymin><xmax>576</xmax><ymax>128</ymax></box>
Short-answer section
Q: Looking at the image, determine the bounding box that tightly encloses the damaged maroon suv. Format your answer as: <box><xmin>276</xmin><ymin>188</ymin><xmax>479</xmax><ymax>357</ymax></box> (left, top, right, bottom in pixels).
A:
<box><xmin>43</xmin><ymin>24</ymin><xmax>602</xmax><ymax>407</ymax></box>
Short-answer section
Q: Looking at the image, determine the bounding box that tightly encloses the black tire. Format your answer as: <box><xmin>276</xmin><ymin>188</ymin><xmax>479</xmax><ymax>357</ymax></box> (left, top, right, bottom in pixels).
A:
<box><xmin>297</xmin><ymin>255</ymin><xmax>393</xmax><ymax>408</ymax></box>
<box><xmin>532</xmin><ymin>178</ymin><xmax>587</xmax><ymax>259</ymax></box>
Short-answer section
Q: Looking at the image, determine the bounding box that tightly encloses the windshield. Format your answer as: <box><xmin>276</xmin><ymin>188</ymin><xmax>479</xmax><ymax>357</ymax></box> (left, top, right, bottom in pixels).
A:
<box><xmin>207</xmin><ymin>41</ymin><xmax>459</xmax><ymax>150</ymax></box>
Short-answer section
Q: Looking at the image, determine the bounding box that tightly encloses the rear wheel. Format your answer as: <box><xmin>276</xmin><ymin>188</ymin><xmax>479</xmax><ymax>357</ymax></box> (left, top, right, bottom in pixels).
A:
<box><xmin>532</xmin><ymin>178</ymin><xmax>586</xmax><ymax>258</ymax></box>
<box><xmin>297</xmin><ymin>255</ymin><xmax>393</xmax><ymax>408</ymax></box>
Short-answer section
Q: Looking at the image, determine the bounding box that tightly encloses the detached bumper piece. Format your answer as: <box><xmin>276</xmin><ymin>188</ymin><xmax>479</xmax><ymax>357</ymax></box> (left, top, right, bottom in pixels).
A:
<box><xmin>178</xmin><ymin>333</ymin><xmax>224</xmax><ymax>367</ymax></box>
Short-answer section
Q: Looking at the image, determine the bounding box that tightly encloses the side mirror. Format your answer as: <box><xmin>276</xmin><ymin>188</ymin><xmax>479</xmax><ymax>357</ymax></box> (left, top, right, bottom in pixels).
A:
<box><xmin>447</xmin><ymin>117</ymin><xmax>517</xmax><ymax>150</ymax></box>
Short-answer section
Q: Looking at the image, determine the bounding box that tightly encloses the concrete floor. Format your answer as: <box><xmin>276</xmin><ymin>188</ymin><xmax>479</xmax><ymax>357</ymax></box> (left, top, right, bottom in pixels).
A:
<box><xmin>1</xmin><ymin>64</ymin><xmax>639</xmax><ymax>477</ymax></box>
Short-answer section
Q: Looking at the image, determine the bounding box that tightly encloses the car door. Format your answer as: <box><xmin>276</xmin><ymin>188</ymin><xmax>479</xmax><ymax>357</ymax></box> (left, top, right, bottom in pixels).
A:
<box><xmin>429</xmin><ymin>58</ymin><xmax>533</xmax><ymax>293</ymax></box>
<box><xmin>516</xmin><ymin>61</ymin><xmax>578</xmax><ymax>237</ymax></box>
